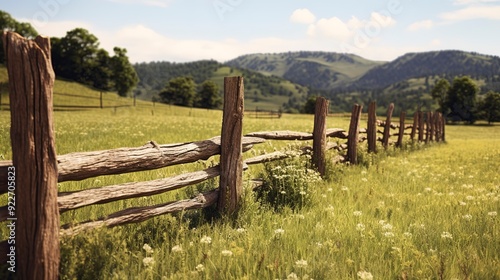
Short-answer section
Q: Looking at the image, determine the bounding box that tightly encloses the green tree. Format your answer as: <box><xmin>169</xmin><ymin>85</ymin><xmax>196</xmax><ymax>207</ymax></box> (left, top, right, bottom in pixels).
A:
<box><xmin>446</xmin><ymin>76</ymin><xmax>478</xmax><ymax>123</ymax></box>
<box><xmin>196</xmin><ymin>80</ymin><xmax>222</xmax><ymax>109</ymax></box>
<box><xmin>1</xmin><ymin>11</ymin><xmax>38</xmax><ymax>64</ymax></box>
<box><xmin>431</xmin><ymin>78</ymin><xmax>450</xmax><ymax>113</ymax></box>
<box><xmin>159</xmin><ymin>77</ymin><xmax>197</xmax><ymax>107</ymax></box>
<box><xmin>477</xmin><ymin>91</ymin><xmax>500</xmax><ymax>124</ymax></box>
<box><xmin>302</xmin><ymin>95</ymin><xmax>317</xmax><ymax>114</ymax></box>
<box><xmin>51</xmin><ymin>28</ymin><xmax>100</xmax><ymax>84</ymax></box>
<box><xmin>110</xmin><ymin>47</ymin><xmax>138</xmax><ymax>97</ymax></box>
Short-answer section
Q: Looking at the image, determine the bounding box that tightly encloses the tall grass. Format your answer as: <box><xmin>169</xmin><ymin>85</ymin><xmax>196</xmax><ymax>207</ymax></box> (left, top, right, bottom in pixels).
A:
<box><xmin>0</xmin><ymin>105</ymin><xmax>499</xmax><ymax>279</ymax></box>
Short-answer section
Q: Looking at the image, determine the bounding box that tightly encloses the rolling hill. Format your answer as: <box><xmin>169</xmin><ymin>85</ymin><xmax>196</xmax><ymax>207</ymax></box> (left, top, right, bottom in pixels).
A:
<box><xmin>226</xmin><ymin>51</ymin><xmax>384</xmax><ymax>90</ymax></box>
<box><xmin>133</xmin><ymin>60</ymin><xmax>310</xmax><ymax>112</ymax></box>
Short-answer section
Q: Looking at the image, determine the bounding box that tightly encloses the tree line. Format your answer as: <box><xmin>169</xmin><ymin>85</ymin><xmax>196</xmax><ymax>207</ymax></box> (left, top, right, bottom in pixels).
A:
<box><xmin>1</xmin><ymin>10</ymin><xmax>138</xmax><ymax>97</ymax></box>
<box><xmin>431</xmin><ymin>76</ymin><xmax>500</xmax><ymax>124</ymax></box>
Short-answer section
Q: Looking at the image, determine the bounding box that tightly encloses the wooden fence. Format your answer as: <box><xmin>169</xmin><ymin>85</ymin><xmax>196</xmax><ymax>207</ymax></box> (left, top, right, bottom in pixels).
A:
<box><xmin>0</xmin><ymin>32</ymin><xmax>445</xmax><ymax>279</ymax></box>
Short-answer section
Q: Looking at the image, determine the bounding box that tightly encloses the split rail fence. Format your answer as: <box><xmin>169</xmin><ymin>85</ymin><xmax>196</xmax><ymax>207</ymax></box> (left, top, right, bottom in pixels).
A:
<box><xmin>0</xmin><ymin>32</ymin><xmax>445</xmax><ymax>279</ymax></box>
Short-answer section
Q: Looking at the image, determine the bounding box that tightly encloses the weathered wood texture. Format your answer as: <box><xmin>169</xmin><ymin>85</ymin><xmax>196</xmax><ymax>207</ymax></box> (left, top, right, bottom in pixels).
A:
<box><xmin>58</xmin><ymin>166</ymin><xmax>221</xmax><ymax>212</ymax></box>
<box><xmin>347</xmin><ymin>104</ymin><xmax>363</xmax><ymax>164</ymax></box>
<box><xmin>57</xmin><ymin>136</ymin><xmax>262</xmax><ymax>182</ymax></box>
<box><xmin>410</xmin><ymin>111</ymin><xmax>418</xmax><ymax>141</ymax></box>
<box><xmin>245</xmin><ymin>128</ymin><xmax>346</xmax><ymax>140</ymax></box>
<box><xmin>4</xmin><ymin>31</ymin><xmax>60</xmax><ymax>280</ymax></box>
<box><xmin>218</xmin><ymin>77</ymin><xmax>244</xmax><ymax>214</ymax></box>
<box><xmin>397</xmin><ymin>111</ymin><xmax>406</xmax><ymax>148</ymax></box>
<box><xmin>382</xmin><ymin>103</ymin><xmax>395</xmax><ymax>148</ymax></box>
<box><xmin>367</xmin><ymin>101</ymin><xmax>377</xmax><ymax>153</ymax></box>
<box><xmin>313</xmin><ymin>97</ymin><xmax>328</xmax><ymax>176</ymax></box>
<box><xmin>418</xmin><ymin>111</ymin><xmax>425</xmax><ymax>142</ymax></box>
<box><xmin>60</xmin><ymin>189</ymin><xmax>220</xmax><ymax>236</ymax></box>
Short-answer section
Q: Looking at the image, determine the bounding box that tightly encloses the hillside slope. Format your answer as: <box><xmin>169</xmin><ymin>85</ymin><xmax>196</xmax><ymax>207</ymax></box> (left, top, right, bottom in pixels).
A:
<box><xmin>226</xmin><ymin>51</ymin><xmax>383</xmax><ymax>90</ymax></box>
<box><xmin>133</xmin><ymin>60</ymin><xmax>310</xmax><ymax>112</ymax></box>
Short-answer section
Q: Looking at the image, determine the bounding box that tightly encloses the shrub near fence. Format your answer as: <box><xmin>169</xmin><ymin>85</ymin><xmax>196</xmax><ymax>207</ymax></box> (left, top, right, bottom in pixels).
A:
<box><xmin>0</xmin><ymin>31</ymin><xmax>445</xmax><ymax>279</ymax></box>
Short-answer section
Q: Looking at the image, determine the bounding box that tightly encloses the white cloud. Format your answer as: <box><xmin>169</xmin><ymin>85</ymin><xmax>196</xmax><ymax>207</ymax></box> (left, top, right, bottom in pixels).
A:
<box><xmin>22</xmin><ymin>18</ymin><xmax>93</xmax><ymax>38</ymax></box>
<box><xmin>407</xmin><ymin>20</ymin><xmax>434</xmax><ymax>31</ymax></box>
<box><xmin>106</xmin><ymin>0</ymin><xmax>174</xmax><ymax>8</ymax></box>
<box><xmin>290</xmin><ymin>8</ymin><xmax>316</xmax><ymax>24</ymax></box>
<box><xmin>453</xmin><ymin>0</ymin><xmax>500</xmax><ymax>5</ymax></box>
<box><xmin>305</xmin><ymin>12</ymin><xmax>396</xmax><ymax>44</ymax></box>
<box><xmin>441</xmin><ymin>5</ymin><xmax>500</xmax><ymax>21</ymax></box>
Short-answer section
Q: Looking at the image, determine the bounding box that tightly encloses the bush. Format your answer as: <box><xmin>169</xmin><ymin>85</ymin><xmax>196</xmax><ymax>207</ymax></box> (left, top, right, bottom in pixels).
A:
<box><xmin>256</xmin><ymin>149</ymin><xmax>322</xmax><ymax>211</ymax></box>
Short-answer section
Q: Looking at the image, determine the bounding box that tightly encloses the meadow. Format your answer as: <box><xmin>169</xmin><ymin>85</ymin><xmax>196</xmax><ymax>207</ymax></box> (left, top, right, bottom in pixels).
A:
<box><xmin>0</xmin><ymin>97</ymin><xmax>499</xmax><ymax>279</ymax></box>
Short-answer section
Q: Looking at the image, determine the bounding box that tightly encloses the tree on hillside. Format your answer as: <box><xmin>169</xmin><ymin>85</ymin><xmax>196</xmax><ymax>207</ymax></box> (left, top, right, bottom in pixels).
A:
<box><xmin>302</xmin><ymin>95</ymin><xmax>318</xmax><ymax>114</ymax></box>
<box><xmin>196</xmin><ymin>80</ymin><xmax>222</xmax><ymax>109</ymax></box>
<box><xmin>51</xmin><ymin>28</ymin><xmax>100</xmax><ymax>84</ymax></box>
<box><xmin>0</xmin><ymin>11</ymin><xmax>38</xmax><ymax>63</ymax></box>
<box><xmin>446</xmin><ymin>76</ymin><xmax>478</xmax><ymax>123</ymax></box>
<box><xmin>159</xmin><ymin>77</ymin><xmax>197</xmax><ymax>107</ymax></box>
<box><xmin>110</xmin><ymin>47</ymin><xmax>138</xmax><ymax>97</ymax></box>
<box><xmin>477</xmin><ymin>91</ymin><xmax>500</xmax><ymax>124</ymax></box>
<box><xmin>431</xmin><ymin>78</ymin><xmax>450</xmax><ymax>114</ymax></box>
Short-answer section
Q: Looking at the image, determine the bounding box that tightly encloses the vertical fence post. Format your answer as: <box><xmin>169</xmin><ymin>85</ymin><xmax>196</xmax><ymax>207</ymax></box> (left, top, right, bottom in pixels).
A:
<box><xmin>425</xmin><ymin>112</ymin><xmax>431</xmax><ymax>143</ymax></box>
<box><xmin>382</xmin><ymin>103</ymin><xmax>395</xmax><ymax>149</ymax></box>
<box><xmin>100</xmin><ymin>91</ymin><xmax>103</xmax><ymax>109</ymax></box>
<box><xmin>367</xmin><ymin>101</ymin><xmax>377</xmax><ymax>153</ymax></box>
<box><xmin>441</xmin><ymin>113</ymin><xmax>446</xmax><ymax>142</ymax></box>
<box><xmin>410</xmin><ymin>111</ymin><xmax>418</xmax><ymax>141</ymax></box>
<box><xmin>418</xmin><ymin>111</ymin><xmax>424</xmax><ymax>142</ymax></box>
<box><xmin>312</xmin><ymin>97</ymin><xmax>328</xmax><ymax>177</ymax></box>
<box><xmin>396</xmin><ymin>111</ymin><xmax>406</xmax><ymax>148</ymax></box>
<box><xmin>347</xmin><ymin>104</ymin><xmax>362</xmax><ymax>165</ymax></box>
<box><xmin>3</xmin><ymin>32</ymin><xmax>60</xmax><ymax>279</ymax></box>
<box><xmin>218</xmin><ymin>76</ymin><xmax>244</xmax><ymax>214</ymax></box>
<box><xmin>429</xmin><ymin>112</ymin><xmax>435</xmax><ymax>142</ymax></box>
<box><xmin>435</xmin><ymin>112</ymin><xmax>441</xmax><ymax>142</ymax></box>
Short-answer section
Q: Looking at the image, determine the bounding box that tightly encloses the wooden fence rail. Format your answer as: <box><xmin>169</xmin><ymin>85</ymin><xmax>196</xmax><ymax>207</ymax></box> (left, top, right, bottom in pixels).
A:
<box><xmin>0</xmin><ymin>31</ymin><xmax>445</xmax><ymax>279</ymax></box>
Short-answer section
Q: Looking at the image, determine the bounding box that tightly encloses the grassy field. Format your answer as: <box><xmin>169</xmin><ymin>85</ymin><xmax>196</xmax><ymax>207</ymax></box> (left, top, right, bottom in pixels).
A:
<box><xmin>0</xmin><ymin>95</ymin><xmax>499</xmax><ymax>279</ymax></box>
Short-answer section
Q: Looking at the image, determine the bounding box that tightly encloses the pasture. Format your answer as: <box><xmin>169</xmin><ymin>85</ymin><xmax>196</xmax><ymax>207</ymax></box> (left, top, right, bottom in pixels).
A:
<box><xmin>0</xmin><ymin>103</ymin><xmax>498</xmax><ymax>279</ymax></box>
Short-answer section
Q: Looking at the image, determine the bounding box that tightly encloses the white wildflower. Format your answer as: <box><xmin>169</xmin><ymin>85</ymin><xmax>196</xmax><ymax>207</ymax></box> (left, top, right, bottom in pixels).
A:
<box><xmin>357</xmin><ymin>270</ymin><xmax>373</xmax><ymax>280</ymax></box>
<box><xmin>143</xmin><ymin>243</ymin><xmax>154</xmax><ymax>254</ymax></box>
<box><xmin>295</xmin><ymin>259</ymin><xmax>308</xmax><ymax>268</ymax></box>
<box><xmin>171</xmin><ymin>245</ymin><xmax>183</xmax><ymax>253</ymax></box>
<box><xmin>353</xmin><ymin>211</ymin><xmax>362</xmax><ymax>217</ymax></box>
<box><xmin>441</xmin><ymin>231</ymin><xmax>453</xmax><ymax>239</ymax></box>
<box><xmin>275</xmin><ymin>228</ymin><xmax>285</xmax><ymax>235</ymax></box>
<box><xmin>488</xmin><ymin>211</ymin><xmax>497</xmax><ymax>217</ymax></box>
<box><xmin>221</xmin><ymin>250</ymin><xmax>233</xmax><ymax>257</ymax></box>
<box><xmin>195</xmin><ymin>264</ymin><xmax>205</xmax><ymax>272</ymax></box>
<box><xmin>200</xmin><ymin>235</ymin><xmax>212</xmax><ymax>244</ymax></box>
<box><xmin>142</xmin><ymin>257</ymin><xmax>155</xmax><ymax>267</ymax></box>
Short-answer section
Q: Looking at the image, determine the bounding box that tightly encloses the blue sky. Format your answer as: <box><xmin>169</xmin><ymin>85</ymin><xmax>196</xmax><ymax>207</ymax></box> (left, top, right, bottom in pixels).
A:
<box><xmin>3</xmin><ymin>0</ymin><xmax>500</xmax><ymax>63</ymax></box>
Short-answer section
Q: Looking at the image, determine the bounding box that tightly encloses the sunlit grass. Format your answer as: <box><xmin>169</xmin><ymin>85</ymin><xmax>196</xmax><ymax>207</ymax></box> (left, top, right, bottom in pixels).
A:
<box><xmin>0</xmin><ymin>103</ymin><xmax>499</xmax><ymax>279</ymax></box>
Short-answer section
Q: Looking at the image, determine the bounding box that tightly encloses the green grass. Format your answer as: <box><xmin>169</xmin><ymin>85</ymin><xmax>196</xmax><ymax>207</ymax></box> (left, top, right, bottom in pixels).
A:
<box><xmin>1</xmin><ymin>98</ymin><xmax>499</xmax><ymax>279</ymax></box>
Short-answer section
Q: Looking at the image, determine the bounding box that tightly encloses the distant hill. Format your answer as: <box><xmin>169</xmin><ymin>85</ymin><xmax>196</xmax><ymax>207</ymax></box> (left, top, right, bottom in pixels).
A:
<box><xmin>133</xmin><ymin>60</ymin><xmax>310</xmax><ymax>112</ymax></box>
<box><xmin>351</xmin><ymin>50</ymin><xmax>500</xmax><ymax>90</ymax></box>
<box><xmin>226</xmin><ymin>51</ymin><xmax>384</xmax><ymax>90</ymax></box>
<box><xmin>225</xmin><ymin>50</ymin><xmax>500</xmax><ymax>113</ymax></box>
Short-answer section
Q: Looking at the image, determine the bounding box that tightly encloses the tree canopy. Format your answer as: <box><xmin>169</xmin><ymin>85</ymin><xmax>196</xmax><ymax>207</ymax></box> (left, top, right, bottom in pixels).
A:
<box><xmin>159</xmin><ymin>77</ymin><xmax>222</xmax><ymax>109</ymax></box>
<box><xmin>0</xmin><ymin>11</ymin><xmax>38</xmax><ymax>64</ymax></box>
<box><xmin>1</xmin><ymin>10</ymin><xmax>138</xmax><ymax>97</ymax></box>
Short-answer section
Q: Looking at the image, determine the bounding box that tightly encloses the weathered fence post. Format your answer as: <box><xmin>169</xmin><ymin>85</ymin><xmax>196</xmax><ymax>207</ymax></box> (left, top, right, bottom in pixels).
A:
<box><xmin>396</xmin><ymin>111</ymin><xmax>406</xmax><ymax>148</ymax></box>
<box><xmin>367</xmin><ymin>101</ymin><xmax>377</xmax><ymax>153</ymax></box>
<box><xmin>429</xmin><ymin>112</ymin><xmax>435</xmax><ymax>142</ymax></box>
<box><xmin>100</xmin><ymin>91</ymin><xmax>103</xmax><ymax>109</ymax></box>
<box><xmin>347</xmin><ymin>104</ymin><xmax>362</xmax><ymax>165</ymax></box>
<box><xmin>410</xmin><ymin>111</ymin><xmax>418</xmax><ymax>141</ymax></box>
<box><xmin>313</xmin><ymin>97</ymin><xmax>328</xmax><ymax>177</ymax></box>
<box><xmin>441</xmin><ymin>113</ymin><xmax>446</xmax><ymax>142</ymax></box>
<box><xmin>425</xmin><ymin>112</ymin><xmax>431</xmax><ymax>143</ymax></box>
<box><xmin>382</xmin><ymin>103</ymin><xmax>395</xmax><ymax>149</ymax></box>
<box><xmin>435</xmin><ymin>112</ymin><xmax>441</xmax><ymax>142</ymax></box>
<box><xmin>3</xmin><ymin>32</ymin><xmax>60</xmax><ymax>279</ymax></box>
<box><xmin>218</xmin><ymin>76</ymin><xmax>244</xmax><ymax>214</ymax></box>
<box><xmin>418</xmin><ymin>111</ymin><xmax>425</xmax><ymax>142</ymax></box>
